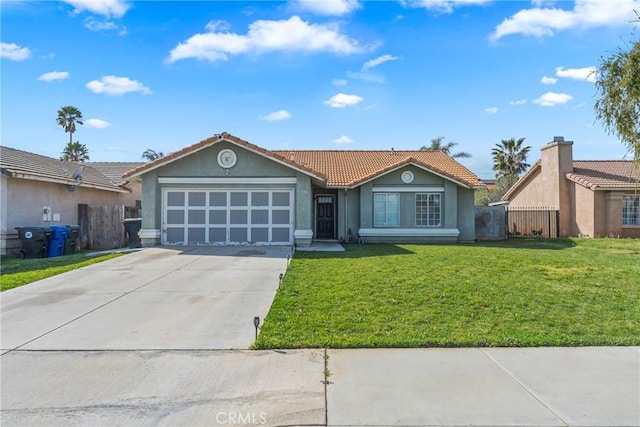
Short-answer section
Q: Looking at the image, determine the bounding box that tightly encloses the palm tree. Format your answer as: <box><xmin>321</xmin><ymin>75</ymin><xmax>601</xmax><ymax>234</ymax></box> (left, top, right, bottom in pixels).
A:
<box><xmin>491</xmin><ymin>137</ymin><xmax>531</xmax><ymax>179</ymax></box>
<box><xmin>61</xmin><ymin>141</ymin><xmax>90</xmax><ymax>162</ymax></box>
<box><xmin>141</xmin><ymin>149</ymin><xmax>164</xmax><ymax>161</ymax></box>
<box><xmin>420</xmin><ymin>136</ymin><xmax>471</xmax><ymax>159</ymax></box>
<box><xmin>56</xmin><ymin>106</ymin><xmax>84</xmax><ymax>145</ymax></box>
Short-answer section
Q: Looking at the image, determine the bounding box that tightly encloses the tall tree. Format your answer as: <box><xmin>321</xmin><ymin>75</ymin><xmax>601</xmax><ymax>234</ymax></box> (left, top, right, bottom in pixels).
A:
<box><xmin>61</xmin><ymin>141</ymin><xmax>90</xmax><ymax>162</ymax></box>
<box><xmin>594</xmin><ymin>36</ymin><xmax>640</xmax><ymax>163</ymax></box>
<box><xmin>492</xmin><ymin>137</ymin><xmax>531</xmax><ymax>179</ymax></box>
<box><xmin>56</xmin><ymin>106</ymin><xmax>84</xmax><ymax>145</ymax></box>
<box><xmin>420</xmin><ymin>136</ymin><xmax>471</xmax><ymax>159</ymax></box>
<box><xmin>141</xmin><ymin>149</ymin><xmax>165</xmax><ymax>161</ymax></box>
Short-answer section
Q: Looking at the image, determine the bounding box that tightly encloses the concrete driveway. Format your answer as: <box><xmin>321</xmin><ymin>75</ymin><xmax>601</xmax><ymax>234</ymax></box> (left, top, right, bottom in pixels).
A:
<box><xmin>1</xmin><ymin>246</ymin><xmax>292</xmax><ymax>351</ymax></box>
<box><xmin>1</xmin><ymin>246</ymin><xmax>327</xmax><ymax>427</ymax></box>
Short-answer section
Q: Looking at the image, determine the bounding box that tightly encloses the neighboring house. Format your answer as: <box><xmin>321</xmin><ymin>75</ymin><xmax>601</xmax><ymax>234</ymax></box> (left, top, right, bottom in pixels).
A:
<box><xmin>0</xmin><ymin>146</ymin><xmax>142</xmax><ymax>254</ymax></box>
<box><xmin>502</xmin><ymin>137</ymin><xmax>640</xmax><ymax>238</ymax></box>
<box><xmin>122</xmin><ymin>132</ymin><xmax>484</xmax><ymax>247</ymax></box>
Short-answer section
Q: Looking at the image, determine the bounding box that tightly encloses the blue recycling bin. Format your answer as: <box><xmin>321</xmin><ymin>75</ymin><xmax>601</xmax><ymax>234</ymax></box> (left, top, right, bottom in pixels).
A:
<box><xmin>47</xmin><ymin>225</ymin><xmax>69</xmax><ymax>257</ymax></box>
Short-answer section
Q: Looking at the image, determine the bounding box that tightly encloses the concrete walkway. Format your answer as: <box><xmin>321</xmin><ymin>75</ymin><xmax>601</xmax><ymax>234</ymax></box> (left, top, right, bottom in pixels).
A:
<box><xmin>327</xmin><ymin>347</ymin><xmax>640</xmax><ymax>426</ymax></box>
<box><xmin>2</xmin><ymin>346</ymin><xmax>637</xmax><ymax>426</ymax></box>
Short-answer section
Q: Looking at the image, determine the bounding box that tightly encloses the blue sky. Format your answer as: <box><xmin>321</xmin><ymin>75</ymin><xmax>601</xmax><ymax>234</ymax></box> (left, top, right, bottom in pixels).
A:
<box><xmin>2</xmin><ymin>0</ymin><xmax>639</xmax><ymax>178</ymax></box>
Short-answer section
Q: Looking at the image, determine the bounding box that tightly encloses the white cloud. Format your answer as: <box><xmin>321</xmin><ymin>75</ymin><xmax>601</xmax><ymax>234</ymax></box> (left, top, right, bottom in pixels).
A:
<box><xmin>510</xmin><ymin>99</ymin><xmax>527</xmax><ymax>105</ymax></box>
<box><xmin>324</xmin><ymin>93</ymin><xmax>363</xmax><ymax>108</ymax></box>
<box><xmin>86</xmin><ymin>75</ymin><xmax>152</xmax><ymax>95</ymax></box>
<box><xmin>84</xmin><ymin>17</ymin><xmax>126</xmax><ymax>34</ymax></box>
<box><xmin>37</xmin><ymin>71</ymin><xmax>69</xmax><ymax>82</ymax></box>
<box><xmin>556</xmin><ymin>65</ymin><xmax>597</xmax><ymax>83</ymax></box>
<box><xmin>362</xmin><ymin>54</ymin><xmax>400</xmax><ymax>70</ymax></box>
<box><xmin>62</xmin><ymin>0</ymin><xmax>130</xmax><ymax>18</ymax></box>
<box><xmin>1</xmin><ymin>42</ymin><xmax>31</xmax><ymax>61</ymax></box>
<box><xmin>260</xmin><ymin>110</ymin><xmax>292</xmax><ymax>122</ymax></box>
<box><xmin>332</xmin><ymin>78</ymin><xmax>348</xmax><ymax>86</ymax></box>
<box><xmin>168</xmin><ymin>16</ymin><xmax>366</xmax><ymax>63</ymax></box>
<box><xmin>333</xmin><ymin>135</ymin><xmax>354</xmax><ymax>144</ymax></box>
<box><xmin>347</xmin><ymin>70</ymin><xmax>386</xmax><ymax>84</ymax></box>
<box><xmin>533</xmin><ymin>91</ymin><xmax>573</xmax><ymax>107</ymax></box>
<box><xmin>85</xmin><ymin>118</ymin><xmax>111</xmax><ymax>128</ymax></box>
<box><xmin>205</xmin><ymin>20</ymin><xmax>231</xmax><ymax>32</ymax></box>
<box><xmin>403</xmin><ymin>0</ymin><xmax>491</xmax><ymax>14</ymax></box>
<box><xmin>485</xmin><ymin>107</ymin><xmax>498</xmax><ymax>114</ymax></box>
<box><xmin>292</xmin><ymin>0</ymin><xmax>360</xmax><ymax>15</ymax></box>
<box><xmin>490</xmin><ymin>0</ymin><xmax>640</xmax><ymax>40</ymax></box>
<box><xmin>541</xmin><ymin>76</ymin><xmax>558</xmax><ymax>84</ymax></box>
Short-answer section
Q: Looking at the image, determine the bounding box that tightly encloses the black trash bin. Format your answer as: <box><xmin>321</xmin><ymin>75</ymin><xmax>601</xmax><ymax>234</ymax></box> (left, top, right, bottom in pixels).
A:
<box><xmin>123</xmin><ymin>218</ymin><xmax>142</xmax><ymax>249</ymax></box>
<box><xmin>15</xmin><ymin>227</ymin><xmax>52</xmax><ymax>259</ymax></box>
<box><xmin>65</xmin><ymin>225</ymin><xmax>80</xmax><ymax>255</ymax></box>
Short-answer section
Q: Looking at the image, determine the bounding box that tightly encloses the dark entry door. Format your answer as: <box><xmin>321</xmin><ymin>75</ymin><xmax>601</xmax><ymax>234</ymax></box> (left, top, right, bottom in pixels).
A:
<box><xmin>316</xmin><ymin>195</ymin><xmax>335</xmax><ymax>239</ymax></box>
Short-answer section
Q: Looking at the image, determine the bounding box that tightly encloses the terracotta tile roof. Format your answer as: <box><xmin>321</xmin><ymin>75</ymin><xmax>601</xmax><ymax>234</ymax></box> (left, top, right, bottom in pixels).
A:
<box><xmin>88</xmin><ymin>162</ymin><xmax>144</xmax><ymax>184</ymax></box>
<box><xmin>122</xmin><ymin>132</ymin><xmax>327</xmax><ymax>181</ymax></box>
<box><xmin>121</xmin><ymin>132</ymin><xmax>482</xmax><ymax>188</ymax></box>
<box><xmin>566</xmin><ymin>161</ymin><xmax>639</xmax><ymax>189</ymax></box>
<box><xmin>503</xmin><ymin>159</ymin><xmax>639</xmax><ymax>201</ymax></box>
<box><xmin>273</xmin><ymin>150</ymin><xmax>484</xmax><ymax>188</ymax></box>
<box><xmin>0</xmin><ymin>146</ymin><xmax>129</xmax><ymax>192</ymax></box>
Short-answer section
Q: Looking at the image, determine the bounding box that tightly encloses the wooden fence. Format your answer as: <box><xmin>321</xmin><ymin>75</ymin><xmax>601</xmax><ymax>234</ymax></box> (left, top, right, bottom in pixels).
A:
<box><xmin>507</xmin><ymin>207</ymin><xmax>559</xmax><ymax>239</ymax></box>
<box><xmin>78</xmin><ymin>204</ymin><xmax>140</xmax><ymax>250</ymax></box>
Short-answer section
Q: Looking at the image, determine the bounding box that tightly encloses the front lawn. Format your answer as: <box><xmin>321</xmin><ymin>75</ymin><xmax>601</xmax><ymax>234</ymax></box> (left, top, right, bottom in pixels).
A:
<box><xmin>255</xmin><ymin>238</ymin><xmax>640</xmax><ymax>348</ymax></box>
<box><xmin>0</xmin><ymin>253</ymin><xmax>122</xmax><ymax>291</ymax></box>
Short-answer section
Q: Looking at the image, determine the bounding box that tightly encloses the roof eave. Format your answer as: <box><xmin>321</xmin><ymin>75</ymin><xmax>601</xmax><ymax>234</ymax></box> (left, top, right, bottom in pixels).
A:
<box><xmin>5</xmin><ymin>170</ymin><xmax>130</xmax><ymax>193</ymax></box>
<box><xmin>348</xmin><ymin>160</ymin><xmax>478</xmax><ymax>189</ymax></box>
<box><xmin>123</xmin><ymin>134</ymin><xmax>327</xmax><ymax>182</ymax></box>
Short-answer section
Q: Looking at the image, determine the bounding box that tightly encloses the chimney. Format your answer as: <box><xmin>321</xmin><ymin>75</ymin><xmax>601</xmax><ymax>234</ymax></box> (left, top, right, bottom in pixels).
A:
<box><xmin>541</xmin><ymin>136</ymin><xmax>574</xmax><ymax>235</ymax></box>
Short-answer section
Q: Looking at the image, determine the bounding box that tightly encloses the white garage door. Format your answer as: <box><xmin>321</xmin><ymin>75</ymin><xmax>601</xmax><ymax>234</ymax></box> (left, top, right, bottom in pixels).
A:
<box><xmin>163</xmin><ymin>189</ymin><xmax>293</xmax><ymax>245</ymax></box>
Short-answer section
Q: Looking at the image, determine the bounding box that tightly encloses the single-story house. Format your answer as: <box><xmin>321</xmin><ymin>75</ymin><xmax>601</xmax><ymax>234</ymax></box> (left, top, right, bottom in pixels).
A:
<box><xmin>122</xmin><ymin>132</ymin><xmax>484</xmax><ymax>247</ymax></box>
<box><xmin>502</xmin><ymin>137</ymin><xmax>640</xmax><ymax>238</ymax></box>
<box><xmin>0</xmin><ymin>146</ymin><xmax>142</xmax><ymax>254</ymax></box>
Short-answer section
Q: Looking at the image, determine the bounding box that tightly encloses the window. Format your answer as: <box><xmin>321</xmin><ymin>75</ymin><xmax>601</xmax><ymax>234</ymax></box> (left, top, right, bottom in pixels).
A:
<box><xmin>374</xmin><ymin>193</ymin><xmax>400</xmax><ymax>227</ymax></box>
<box><xmin>416</xmin><ymin>193</ymin><xmax>441</xmax><ymax>227</ymax></box>
<box><xmin>622</xmin><ymin>195</ymin><xmax>640</xmax><ymax>225</ymax></box>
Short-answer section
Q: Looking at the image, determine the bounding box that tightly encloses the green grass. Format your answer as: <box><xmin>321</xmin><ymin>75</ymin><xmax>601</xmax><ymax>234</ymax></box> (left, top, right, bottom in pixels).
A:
<box><xmin>0</xmin><ymin>253</ymin><xmax>122</xmax><ymax>291</ymax></box>
<box><xmin>255</xmin><ymin>238</ymin><xmax>640</xmax><ymax>348</ymax></box>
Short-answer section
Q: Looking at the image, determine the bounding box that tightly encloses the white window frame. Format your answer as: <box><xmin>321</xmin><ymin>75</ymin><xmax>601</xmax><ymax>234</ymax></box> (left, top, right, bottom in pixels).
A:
<box><xmin>622</xmin><ymin>195</ymin><xmax>640</xmax><ymax>226</ymax></box>
<box><xmin>415</xmin><ymin>193</ymin><xmax>442</xmax><ymax>227</ymax></box>
<box><xmin>373</xmin><ymin>193</ymin><xmax>400</xmax><ymax>227</ymax></box>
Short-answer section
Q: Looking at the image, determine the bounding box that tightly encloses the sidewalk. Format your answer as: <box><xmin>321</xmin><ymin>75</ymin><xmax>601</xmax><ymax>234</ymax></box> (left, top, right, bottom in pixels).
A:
<box><xmin>327</xmin><ymin>347</ymin><xmax>640</xmax><ymax>426</ymax></box>
<box><xmin>1</xmin><ymin>346</ymin><xmax>638</xmax><ymax>426</ymax></box>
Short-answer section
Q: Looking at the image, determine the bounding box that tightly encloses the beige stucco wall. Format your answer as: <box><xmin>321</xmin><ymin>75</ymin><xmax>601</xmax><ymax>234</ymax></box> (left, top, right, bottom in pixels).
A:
<box><xmin>573</xmin><ymin>183</ymin><xmax>595</xmax><ymax>236</ymax></box>
<box><xmin>0</xmin><ymin>176</ymin><xmax>140</xmax><ymax>254</ymax></box>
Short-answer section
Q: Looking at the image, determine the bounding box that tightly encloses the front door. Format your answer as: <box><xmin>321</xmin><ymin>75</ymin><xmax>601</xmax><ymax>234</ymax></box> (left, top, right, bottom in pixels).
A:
<box><xmin>316</xmin><ymin>195</ymin><xmax>335</xmax><ymax>239</ymax></box>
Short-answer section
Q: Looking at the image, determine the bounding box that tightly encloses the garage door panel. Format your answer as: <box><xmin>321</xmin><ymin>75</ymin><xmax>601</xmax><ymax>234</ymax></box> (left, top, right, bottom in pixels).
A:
<box><xmin>251</xmin><ymin>228</ymin><xmax>268</xmax><ymax>242</ymax></box>
<box><xmin>230</xmin><ymin>228</ymin><xmax>247</xmax><ymax>242</ymax></box>
<box><xmin>210</xmin><ymin>210</ymin><xmax>226</xmax><ymax>224</ymax></box>
<box><xmin>188</xmin><ymin>192</ymin><xmax>206</xmax><ymax>206</ymax></box>
<box><xmin>252</xmin><ymin>192</ymin><xmax>269</xmax><ymax>206</ymax></box>
<box><xmin>167</xmin><ymin>210</ymin><xmax>184</xmax><ymax>224</ymax></box>
<box><xmin>210</xmin><ymin>228</ymin><xmax>226</xmax><ymax>242</ymax></box>
<box><xmin>210</xmin><ymin>193</ymin><xmax>226</xmax><ymax>206</ymax></box>
<box><xmin>272</xmin><ymin>228</ymin><xmax>290</xmax><ymax>242</ymax></box>
<box><xmin>163</xmin><ymin>189</ymin><xmax>293</xmax><ymax>245</ymax></box>
<box><xmin>188</xmin><ymin>210</ymin><xmax>206</xmax><ymax>224</ymax></box>
<box><xmin>167</xmin><ymin>192</ymin><xmax>185</xmax><ymax>206</ymax></box>
<box><xmin>188</xmin><ymin>228</ymin><xmax>206</xmax><ymax>242</ymax></box>
<box><xmin>166</xmin><ymin>228</ymin><xmax>184</xmax><ymax>243</ymax></box>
